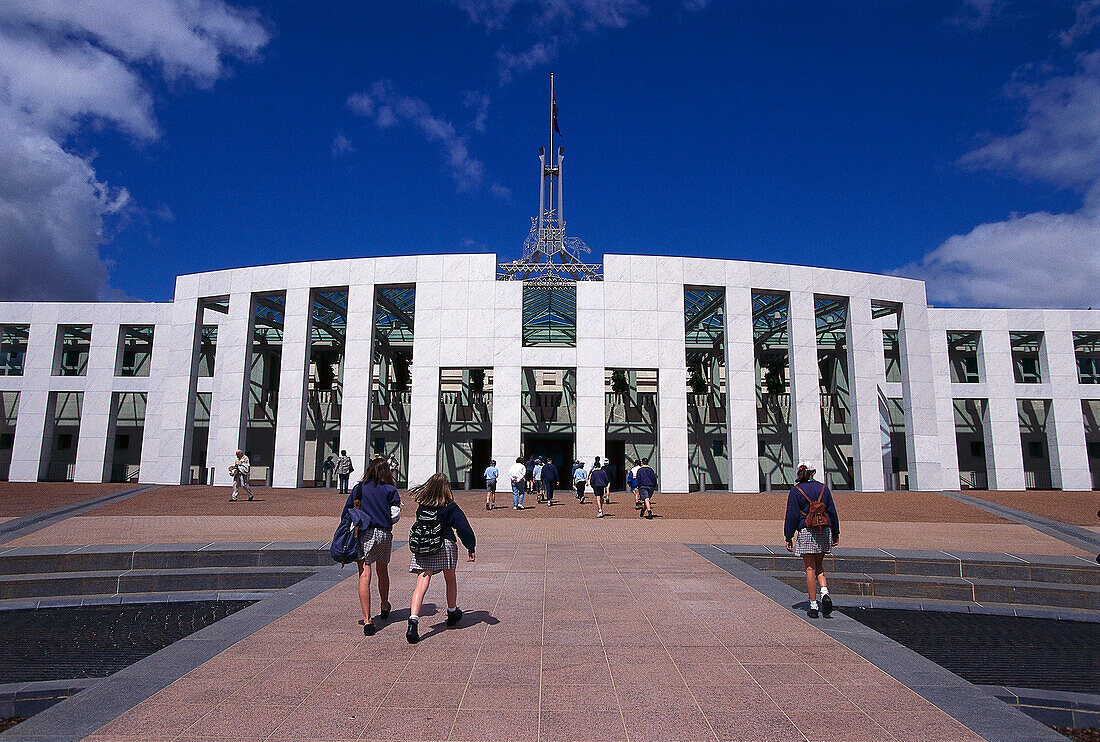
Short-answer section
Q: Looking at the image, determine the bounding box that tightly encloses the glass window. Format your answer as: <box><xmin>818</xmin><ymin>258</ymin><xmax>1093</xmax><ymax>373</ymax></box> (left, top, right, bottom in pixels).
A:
<box><xmin>522</xmin><ymin>283</ymin><xmax>576</xmax><ymax>347</ymax></box>
<box><xmin>118</xmin><ymin>325</ymin><xmax>154</xmax><ymax>377</ymax></box>
<box><xmin>1010</xmin><ymin>332</ymin><xmax>1042</xmax><ymax>384</ymax></box>
<box><xmin>0</xmin><ymin>325</ymin><xmax>28</xmax><ymax>376</ymax></box>
<box><xmin>1074</xmin><ymin>332</ymin><xmax>1100</xmax><ymax>384</ymax></box>
<box><xmin>55</xmin><ymin>325</ymin><xmax>91</xmax><ymax>376</ymax></box>
<box><xmin>947</xmin><ymin>331</ymin><xmax>981</xmax><ymax>383</ymax></box>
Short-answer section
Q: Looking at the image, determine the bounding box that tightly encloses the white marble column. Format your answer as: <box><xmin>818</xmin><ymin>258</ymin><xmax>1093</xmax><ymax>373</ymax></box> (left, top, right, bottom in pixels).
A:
<box><xmin>787</xmin><ymin>290</ymin><xmax>823</xmax><ymax>470</ymax></box>
<box><xmin>847</xmin><ymin>297</ymin><xmax>885</xmax><ymax>491</ymax></box>
<box><xmin>490</xmin><ymin>365</ymin><xmax>521</xmax><ymax>468</ymax></box>
<box><xmin>208</xmin><ymin>292</ymin><xmax>252</xmax><ymax>485</ymax></box>
<box><xmin>8</xmin><ymin>322</ymin><xmax>57</xmax><ymax>482</ymax></box>
<box><xmin>897</xmin><ymin>302</ymin><xmax>943</xmax><ymax>491</ymax></box>
<box><xmin>927</xmin><ymin>312</ymin><xmax>960</xmax><ymax>490</ymax></box>
<box><xmin>725</xmin><ymin>286</ymin><xmax>758</xmax><ymax>492</ymax></box>
<box><xmin>1044</xmin><ymin>330</ymin><xmax>1092</xmax><ymax>490</ymax></box>
<box><xmin>338</xmin><ymin>283</ymin><xmax>375</xmax><ymax>468</ymax></box>
<box><xmin>140</xmin><ymin>303</ymin><xmax>194</xmax><ymax>484</ymax></box>
<box><xmin>575</xmin><ymin>365</ymin><xmax>605</xmax><ymax>469</ymax></box>
<box><xmin>407</xmin><ymin>362</ymin><xmax>439</xmax><ymax>488</ymax></box>
<box><xmin>657</xmin><ymin>365</ymin><xmax>689</xmax><ymax>493</ymax></box>
<box><xmin>979</xmin><ymin>330</ymin><xmax>1025</xmax><ymax>490</ymax></box>
<box><xmin>73</xmin><ymin>324</ymin><xmax>118</xmax><ymax>482</ymax></box>
<box><xmin>272</xmin><ymin>287</ymin><xmax>311</xmax><ymax>488</ymax></box>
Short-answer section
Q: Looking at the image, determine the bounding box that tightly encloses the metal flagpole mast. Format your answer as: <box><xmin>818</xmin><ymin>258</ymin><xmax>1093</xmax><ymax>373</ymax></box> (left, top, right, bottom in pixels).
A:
<box><xmin>548</xmin><ymin>72</ymin><xmax>554</xmax><ymax>222</ymax></box>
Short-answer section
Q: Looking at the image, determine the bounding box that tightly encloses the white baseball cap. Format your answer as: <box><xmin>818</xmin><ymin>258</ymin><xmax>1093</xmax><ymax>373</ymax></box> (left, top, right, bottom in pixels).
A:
<box><xmin>797</xmin><ymin>461</ymin><xmax>816</xmax><ymax>472</ymax></box>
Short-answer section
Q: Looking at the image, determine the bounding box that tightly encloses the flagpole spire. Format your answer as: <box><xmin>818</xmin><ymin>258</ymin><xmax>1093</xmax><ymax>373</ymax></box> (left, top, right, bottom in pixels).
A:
<box><xmin>549</xmin><ymin>72</ymin><xmax>554</xmax><ymax>217</ymax></box>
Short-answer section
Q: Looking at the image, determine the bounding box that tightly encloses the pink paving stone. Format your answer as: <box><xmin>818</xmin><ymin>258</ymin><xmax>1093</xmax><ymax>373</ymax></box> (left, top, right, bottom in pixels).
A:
<box><xmin>80</xmin><ymin>540</ymin><xmax>997</xmax><ymax>741</ymax></box>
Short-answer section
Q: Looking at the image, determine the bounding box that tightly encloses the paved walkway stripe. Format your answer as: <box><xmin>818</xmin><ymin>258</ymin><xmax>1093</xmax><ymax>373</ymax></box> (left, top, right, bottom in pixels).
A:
<box><xmin>688</xmin><ymin>544</ymin><xmax>1067</xmax><ymax>742</ymax></box>
<box><xmin>937</xmin><ymin>490</ymin><xmax>1100</xmax><ymax>554</ymax></box>
<box><xmin>0</xmin><ymin>486</ymin><xmax>161</xmax><ymax>546</ymax></box>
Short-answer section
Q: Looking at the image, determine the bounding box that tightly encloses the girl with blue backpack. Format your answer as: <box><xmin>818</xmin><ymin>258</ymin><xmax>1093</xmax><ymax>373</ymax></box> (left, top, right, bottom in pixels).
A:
<box><xmin>405</xmin><ymin>473</ymin><xmax>476</xmax><ymax>644</ymax></box>
<box><xmin>345</xmin><ymin>457</ymin><xmax>402</xmax><ymax>636</ymax></box>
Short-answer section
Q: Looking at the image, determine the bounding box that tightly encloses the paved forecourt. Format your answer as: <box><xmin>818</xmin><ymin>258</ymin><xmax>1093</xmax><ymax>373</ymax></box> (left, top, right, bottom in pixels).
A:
<box><xmin>0</xmin><ymin>484</ymin><xmax>1088</xmax><ymax>741</ymax></box>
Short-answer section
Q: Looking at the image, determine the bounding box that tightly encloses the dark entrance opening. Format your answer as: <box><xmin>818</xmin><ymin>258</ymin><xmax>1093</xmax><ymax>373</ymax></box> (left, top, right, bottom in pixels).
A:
<box><xmin>605</xmin><ymin>440</ymin><xmax>626</xmax><ymax>491</ymax></box>
<box><xmin>522</xmin><ymin>434</ymin><xmax>572</xmax><ymax>487</ymax></box>
<box><xmin>470</xmin><ymin>439</ymin><xmax>492</xmax><ymax>488</ymax></box>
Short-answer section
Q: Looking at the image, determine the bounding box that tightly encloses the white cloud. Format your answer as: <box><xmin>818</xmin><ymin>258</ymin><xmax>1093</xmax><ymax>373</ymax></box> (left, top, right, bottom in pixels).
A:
<box><xmin>0</xmin><ymin>0</ymin><xmax>269</xmax><ymax>301</ymax></box>
<box><xmin>449</xmin><ymin>1</ymin><xmax>708</xmax><ymax>84</ymax></box>
<box><xmin>347</xmin><ymin>81</ymin><xmax>488</xmax><ymax>191</ymax></box>
<box><xmin>898</xmin><ymin>21</ymin><xmax>1100</xmax><ymax>309</ymax></box>
<box><xmin>463</xmin><ymin>90</ymin><xmax>491</xmax><ymax>132</ymax></box>
<box><xmin>332</xmin><ymin>133</ymin><xmax>355</xmax><ymax>156</ymax></box>
<box><xmin>490</xmin><ymin>182</ymin><xmax>512</xmax><ymax>200</ymax></box>
<box><xmin>1060</xmin><ymin>0</ymin><xmax>1100</xmax><ymax>46</ymax></box>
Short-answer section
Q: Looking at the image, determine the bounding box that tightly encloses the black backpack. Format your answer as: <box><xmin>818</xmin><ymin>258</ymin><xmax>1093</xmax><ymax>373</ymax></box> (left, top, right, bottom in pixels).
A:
<box><xmin>408</xmin><ymin>507</ymin><xmax>444</xmax><ymax>556</ymax></box>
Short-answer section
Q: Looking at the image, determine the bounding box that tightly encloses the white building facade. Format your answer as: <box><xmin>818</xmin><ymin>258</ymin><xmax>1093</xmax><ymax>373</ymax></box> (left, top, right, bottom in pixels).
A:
<box><xmin>0</xmin><ymin>253</ymin><xmax>1097</xmax><ymax>493</ymax></box>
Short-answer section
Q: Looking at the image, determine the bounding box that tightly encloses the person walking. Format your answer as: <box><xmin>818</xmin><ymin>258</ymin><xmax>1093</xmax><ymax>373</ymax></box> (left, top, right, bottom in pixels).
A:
<box><xmin>483</xmin><ymin>460</ymin><xmax>499</xmax><ymax>510</ymax></box>
<box><xmin>406</xmin><ymin>473</ymin><xmax>476</xmax><ymax>644</ymax></box>
<box><xmin>588</xmin><ymin>462</ymin><xmax>610</xmax><ymax>518</ymax></box>
<box><xmin>347</xmin><ymin>458</ymin><xmax>401</xmax><ymax>636</ymax></box>
<box><xmin>524</xmin><ymin>456</ymin><xmax>536</xmax><ymax>498</ymax></box>
<box><xmin>322</xmin><ymin>455</ymin><xmax>336</xmax><ymax>488</ymax></box>
<box><xmin>388</xmin><ymin>453</ymin><xmax>400</xmax><ymax>486</ymax></box>
<box><xmin>335</xmin><ymin>450</ymin><xmax>354</xmax><ymax>494</ymax></box>
<box><xmin>229</xmin><ymin>450</ymin><xmax>253</xmax><ymax>501</ymax></box>
<box><xmin>784</xmin><ymin>461</ymin><xmax>840</xmax><ymax>618</ymax></box>
<box><xmin>592</xmin><ymin>457</ymin><xmax>609</xmax><ymax>504</ymax></box>
<box><xmin>533</xmin><ymin>458</ymin><xmax>545</xmax><ymax>503</ymax></box>
<box><xmin>509</xmin><ymin>457</ymin><xmax>527</xmax><ymax>510</ymax></box>
<box><xmin>635</xmin><ymin>458</ymin><xmax>658</xmax><ymax>519</ymax></box>
<box><xmin>629</xmin><ymin>459</ymin><xmax>642</xmax><ymax>510</ymax></box>
<box><xmin>573</xmin><ymin>461</ymin><xmax>588</xmax><ymax>504</ymax></box>
<box><xmin>540</xmin><ymin>457</ymin><xmax>559</xmax><ymax>506</ymax></box>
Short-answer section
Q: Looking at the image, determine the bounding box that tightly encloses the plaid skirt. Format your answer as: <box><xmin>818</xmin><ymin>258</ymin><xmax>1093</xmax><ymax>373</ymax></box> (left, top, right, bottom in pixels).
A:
<box><xmin>357</xmin><ymin>527</ymin><xmax>393</xmax><ymax>565</ymax></box>
<box><xmin>409</xmin><ymin>538</ymin><xmax>458</xmax><ymax>573</ymax></box>
<box><xmin>793</xmin><ymin>526</ymin><xmax>832</xmax><ymax>556</ymax></box>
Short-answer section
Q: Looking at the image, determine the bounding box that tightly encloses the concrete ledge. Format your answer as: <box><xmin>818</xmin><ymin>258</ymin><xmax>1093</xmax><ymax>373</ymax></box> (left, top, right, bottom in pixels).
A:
<box><xmin>983</xmin><ymin>685</ymin><xmax>1100</xmax><ymax>729</ymax></box>
<box><xmin>689</xmin><ymin>544</ymin><xmax>1066</xmax><ymax>742</ymax></box>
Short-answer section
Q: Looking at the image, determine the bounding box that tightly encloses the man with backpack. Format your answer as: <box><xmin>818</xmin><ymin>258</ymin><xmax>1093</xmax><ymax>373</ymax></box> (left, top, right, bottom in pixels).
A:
<box><xmin>634</xmin><ymin>458</ymin><xmax>658</xmax><ymax>519</ymax></box>
<box><xmin>783</xmin><ymin>461</ymin><xmax>840</xmax><ymax>618</ymax></box>
<box><xmin>335</xmin><ymin>450</ymin><xmax>354</xmax><ymax>494</ymax></box>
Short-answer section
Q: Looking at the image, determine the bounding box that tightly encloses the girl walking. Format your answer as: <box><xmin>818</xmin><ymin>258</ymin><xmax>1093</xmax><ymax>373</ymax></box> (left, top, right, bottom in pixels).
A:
<box><xmin>588</xmin><ymin>462</ymin><xmax>610</xmax><ymax>518</ymax></box>
<box><xmin>783</xmin><ymin>461</ymin><xmax>840</xmax><ymax>618</ymax></box>
<box><xmin>573</xmin><ymin>461</ymin><xmax>588</xmax><ymax>504</ymax></box>
<box><xmin>406</xmin><ymin>473</ymin><xmax>476</xmax><ymax>644</ymax></box>
<box><xmin>346</xmin><ymin>458</ymin><xmax>401</xmax><ymax>636</ymax></box>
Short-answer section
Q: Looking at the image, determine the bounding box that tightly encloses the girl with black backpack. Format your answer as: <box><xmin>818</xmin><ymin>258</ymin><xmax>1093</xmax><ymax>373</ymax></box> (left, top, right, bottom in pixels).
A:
<box><xmin>405</xmin><ymin>473</ymin><xmax>476</xmax><ymax>644</ymax></box>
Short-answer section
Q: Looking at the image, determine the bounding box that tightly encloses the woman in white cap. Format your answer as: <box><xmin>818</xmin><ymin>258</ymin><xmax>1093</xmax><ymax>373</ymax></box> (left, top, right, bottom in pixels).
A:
<box><xmin>783</xmin><ymin>461</ymin><xmax>840</xmax><ymax>618</ymax></box>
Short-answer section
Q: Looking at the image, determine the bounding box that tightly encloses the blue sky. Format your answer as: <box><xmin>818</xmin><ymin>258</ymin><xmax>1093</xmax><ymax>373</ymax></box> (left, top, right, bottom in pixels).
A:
<box><xmin>2</xmin><ymin>1</ymin><xmax>1099</xmax><ymax>307</ymax></box>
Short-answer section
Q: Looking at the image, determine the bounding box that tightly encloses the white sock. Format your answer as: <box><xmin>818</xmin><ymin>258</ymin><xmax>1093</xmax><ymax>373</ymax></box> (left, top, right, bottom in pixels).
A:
<box><xmin>409</xmin><ymin>615</ymin><xmax>418</xmax><ymax>622</ymax></box>
<box><xmin>448</xmin><ymin>606</ymin><xmax>458</xmax><ymax>613</ymax></box>
<box><xmin>819</xmin><ymin>586</ymin><xmax>829</xmax><ymax>597</ymax></box>
<box><xmin>809</xmin><ymin>600</ymin><xmax>819</xmax><ymax>610</ymax></box>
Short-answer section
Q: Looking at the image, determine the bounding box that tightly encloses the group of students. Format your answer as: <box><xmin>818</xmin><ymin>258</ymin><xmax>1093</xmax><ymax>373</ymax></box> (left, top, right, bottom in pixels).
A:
<box><xmin>344</xmin><ymin>454</ymin><xmax>841</xmax><ymax>646</ymax></box>
<box><xmin>480</xmin><ymin>455</ymin><xmax>658</xmax><ymax>518</ymax></box>
<box><xmin>343</xmin><ymin>457</ymin><xmax>476</xmax><ymax>644</ymax></box>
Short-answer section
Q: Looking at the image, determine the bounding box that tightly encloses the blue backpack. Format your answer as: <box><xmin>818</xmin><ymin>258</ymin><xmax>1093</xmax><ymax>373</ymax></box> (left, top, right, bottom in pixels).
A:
<box><xmin>330</xmin><ymin>510</ymin><xmax>358</xmax><ymax>566</ymax></box>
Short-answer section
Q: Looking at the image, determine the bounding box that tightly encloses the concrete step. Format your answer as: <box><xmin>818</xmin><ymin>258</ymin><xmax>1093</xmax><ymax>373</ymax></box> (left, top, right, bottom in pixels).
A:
<box><xmin>767</xmin><ymin>570</ymin><xmax>1100</xmax><ymax>610</ymax></box>
<box><xmin>725</xmin><ymin>547</ymin><xmax>1100</xmax><ymax>586</ymax></box>
<box><xmin>0</xmin><ymin>566</ymin><xmax>317</xmax><ymax>601</ymax></box>
<box><xmin>0</xmin><ymin>542</ymin><xmax>333</xmax><ymax>575</ymax></box>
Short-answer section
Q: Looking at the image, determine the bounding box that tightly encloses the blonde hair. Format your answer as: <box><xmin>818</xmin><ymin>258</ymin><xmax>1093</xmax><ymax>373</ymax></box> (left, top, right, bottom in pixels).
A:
<box><xmin>410</xmin><ymin>473</ymin><xmax>454</xmax><ymax>508</ymax></box>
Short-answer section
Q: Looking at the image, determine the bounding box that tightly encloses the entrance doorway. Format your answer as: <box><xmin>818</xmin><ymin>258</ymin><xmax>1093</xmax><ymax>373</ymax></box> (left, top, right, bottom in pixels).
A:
<box><xmin>605</xmin><ymin>440</ymin><xmax>626</xmax><ymax>490</ymax></box>
<box><xmin>470</xmin><ymin>439</ymin><xmax>492</xmax><ymax>488</ymax></box>
<box><xmin>522</xmin><ymin>434</ymin><xmax>573</xmax><ymax>486</ymax></box>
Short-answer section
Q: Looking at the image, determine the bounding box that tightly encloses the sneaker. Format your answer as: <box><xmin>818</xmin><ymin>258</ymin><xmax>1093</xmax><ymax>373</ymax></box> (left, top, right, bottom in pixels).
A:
<box><xmin>247</xmin><ymin>495</ymin><xmax>253</xmax><ymax>501</ymax></box>
<box><xmin>230</xmin><ymin>497</ymin><xmax>237</xmax><ymax>502</ymax></box>
<box><xmin>363</xmin><ymin>621</ymin><xmax>376</xmax><ymax>636</ymax></box>
<box><xmin>645</xmin><ymin>511</ymin><xmax>653</xmax><ymax>519</ymax></box>
<box><xmin>446</xmin><ymin>608</ymin><xmax>463</xmax><ymax>627</ymax></box>
<box><xmin>406</xmin><ymin>619</ymin><xmax>420</xmax><ymax>644</ymax></box>
<box><xmin>807</xmin><ymin>607</ymin><xmax>819</xmax><ymax>619</ymax></box>
<box><xmin>639</xmin><ymin>508</ymin><xmax>645</xmax><ymax>518</ymax></box>
<box><xmin>821</xmin><ymin>593</ymin><xmax>833</xmax><ymax>616</ymax></box>
<box><xmin>379</xmin><ymin>602</ymin><xmax>391</xmax><ymax>620</ymax></box>
<box><xmin>597</xmin><ymin>510</ymin><xmax>604</xmax><ymax>518</ymax></box>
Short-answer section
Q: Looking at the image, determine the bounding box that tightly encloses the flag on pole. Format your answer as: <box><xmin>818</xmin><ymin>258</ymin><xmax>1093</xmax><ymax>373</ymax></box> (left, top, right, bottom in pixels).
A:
<box><xmin>552</xmin><ymin>95</ymin><xmax>561</xmax><ymax>136</ymax></box>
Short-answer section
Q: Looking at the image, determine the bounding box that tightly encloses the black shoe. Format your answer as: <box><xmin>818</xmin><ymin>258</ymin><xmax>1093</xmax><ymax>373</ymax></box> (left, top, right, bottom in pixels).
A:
<box><xmin>363</xmin><ymin>621</ymin><xmax>376</xmax><ymax>636</ymax></box>
<box><xmin>379</xmin><ymin>602</ymin><xmax>391</xmax><ymax>620</ymax></box>
<box><xmin>645</xmin><ymin>511</ymin><xmax>653</xmax><ymax>519</ymax></box>
<box><xmin>446</xmin><ymin>608</ymin><xmax>463</xmax><ymax>627</ymax></box>
<box><xmin>807</xmin><ymin>607</ymin><xmax>819</xmax><ymax>619</ymax></box>
<box><xmin>821</xmin><ymin>593</ymin><xmax>833</xmax><ymax>616</ymax></box>
<box><xmin>579</xmin><ymin>497</ymin><xmax>585</xmax><ymax>505</ymax></box>
<box><xmin>406</xmin><ymin>620</ymin><xmax>420</xmax><ymax>644</ymax></box>
<box><xmin>639</xmin><ymin>508</ymin><xmax>645</xmax><ymax>518</ymax></box>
